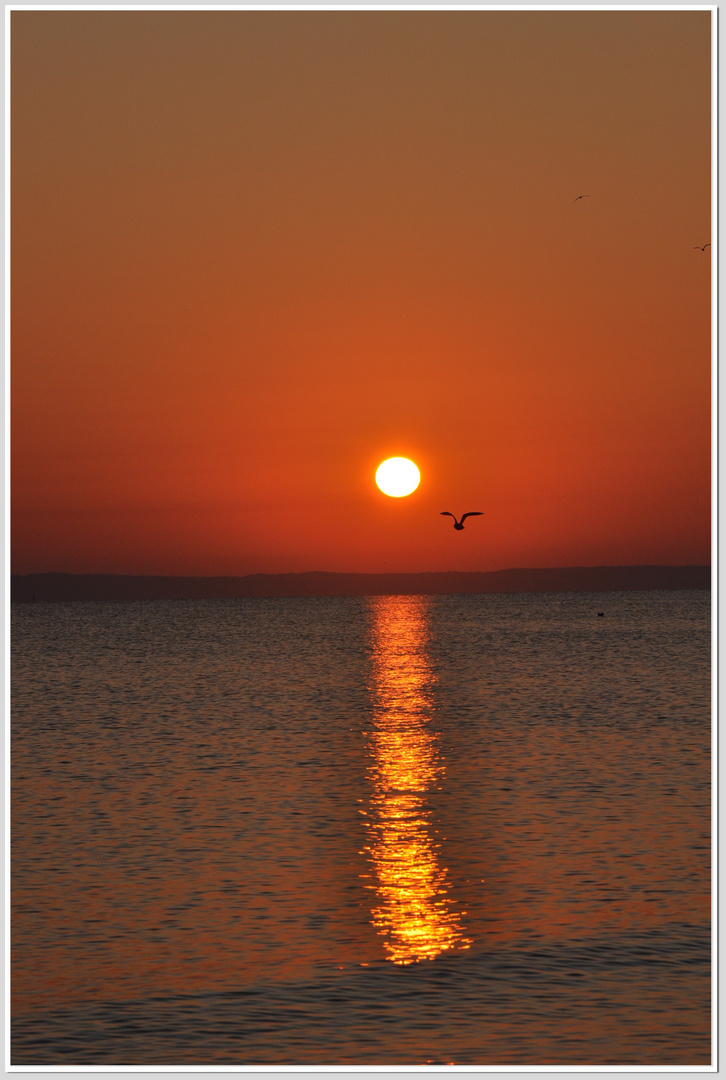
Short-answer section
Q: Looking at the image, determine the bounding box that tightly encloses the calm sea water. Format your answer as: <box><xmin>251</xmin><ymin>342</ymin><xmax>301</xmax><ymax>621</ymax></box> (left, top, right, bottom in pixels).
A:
<box><xmin>11</xmin><ymin>590</ymin><xmax>711</xmax><ymax>1065</ymax></box>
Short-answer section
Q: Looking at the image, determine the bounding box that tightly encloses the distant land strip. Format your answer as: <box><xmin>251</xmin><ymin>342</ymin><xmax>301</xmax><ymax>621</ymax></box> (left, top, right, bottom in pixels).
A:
<box><xmin>11</xmin><ymin>566</ymin><xmax>711</xmax><ymax>603</ymax></box>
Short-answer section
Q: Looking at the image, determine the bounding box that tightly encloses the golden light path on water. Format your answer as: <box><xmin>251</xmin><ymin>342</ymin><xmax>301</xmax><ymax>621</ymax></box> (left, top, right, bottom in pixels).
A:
<box><xmin>364</xmin><ymin>596</ymin><xmax>472</xmax><ymax>964</ymax></box>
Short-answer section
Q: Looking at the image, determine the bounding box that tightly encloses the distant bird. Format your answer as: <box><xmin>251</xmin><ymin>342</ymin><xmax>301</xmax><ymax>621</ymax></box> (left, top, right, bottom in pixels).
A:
<box><xmin>597</xmin><ymin>612</ymin><xmax>604</xmax><ymax>617</ymax></box>
<box><xmin>694</xmin><ymin>243</ymin><xmax>711</xmax><ymax>251</ymax></box>
<box><xmin>440</xmin><ymin>511</ymin><xmax>483</xmax><ymax>531</ymax></box>
<box><xmin>573</xmin><ymin>194</ymin><xmax>590</xmax><ymax>202</ymax></box>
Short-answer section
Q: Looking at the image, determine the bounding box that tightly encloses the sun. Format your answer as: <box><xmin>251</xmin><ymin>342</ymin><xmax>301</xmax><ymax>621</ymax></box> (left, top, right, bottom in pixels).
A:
<box><xmin>375</xmin><ymin>457</ymin><xmax>421</xmax><ymax>498</ymax></box>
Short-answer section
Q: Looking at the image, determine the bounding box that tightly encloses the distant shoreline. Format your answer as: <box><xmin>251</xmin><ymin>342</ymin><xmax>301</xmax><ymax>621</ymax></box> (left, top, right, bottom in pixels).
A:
<box><xmin>11</xmin><ymin>566</ymin><xmax>711</xmax><ymax>603</ymax></box>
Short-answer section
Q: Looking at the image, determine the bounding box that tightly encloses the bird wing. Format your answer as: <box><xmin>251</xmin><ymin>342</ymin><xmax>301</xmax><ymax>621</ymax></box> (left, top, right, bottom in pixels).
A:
<box><xmin>460</xmin><ymin>512</ymin><xmax>483</xmax><ymax>522</ymax></box>
<box><xmin>440</xmin><ymin>512</ymin><xmax>456</xmax><ymax>518</ymax></box>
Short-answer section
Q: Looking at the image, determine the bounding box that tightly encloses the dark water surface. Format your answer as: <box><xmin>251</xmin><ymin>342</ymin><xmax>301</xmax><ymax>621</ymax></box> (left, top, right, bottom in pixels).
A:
<box><xmin>11</xmin><ymin>590</ymin><xmax>711</xmax><ymax>1065</ymax></box>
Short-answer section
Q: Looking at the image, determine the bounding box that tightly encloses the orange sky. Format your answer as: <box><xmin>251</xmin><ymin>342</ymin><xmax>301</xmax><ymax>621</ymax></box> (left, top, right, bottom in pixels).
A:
<box><xmin>11</xmin><ymin>10</ymin><xmax>712</xmax><ymax>576</ymax></box>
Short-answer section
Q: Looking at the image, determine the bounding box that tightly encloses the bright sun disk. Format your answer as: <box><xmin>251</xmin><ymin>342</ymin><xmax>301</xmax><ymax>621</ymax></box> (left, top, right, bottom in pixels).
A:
<box><xmin>375</xmin><ymin>457</ymin><xmax>421</xmax><ymax>498</ymax></box>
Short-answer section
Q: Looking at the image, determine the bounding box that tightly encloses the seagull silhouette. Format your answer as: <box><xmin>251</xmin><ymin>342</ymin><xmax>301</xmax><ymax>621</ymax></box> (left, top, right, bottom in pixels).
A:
<box><xmin>694</xmin><ymin>243</ymin><xmax>711</xmax><ymax>251</ymax></box>
<box><xmin>573</xmin><ymin>194</ymin><xmax>590</xmax><ymax>202</ymax></box>
<box><xmin>441</xmin><ymin>511</ymin><xmax>483</xmax><ymax>531</ymax></box>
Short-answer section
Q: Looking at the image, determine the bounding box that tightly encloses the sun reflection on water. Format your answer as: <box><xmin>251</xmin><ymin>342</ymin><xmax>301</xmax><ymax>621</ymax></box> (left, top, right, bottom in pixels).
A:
<box><xmin>364</xmin><ymin>596</ymin><xmax>472</xmax><ymax>965</ymax></box>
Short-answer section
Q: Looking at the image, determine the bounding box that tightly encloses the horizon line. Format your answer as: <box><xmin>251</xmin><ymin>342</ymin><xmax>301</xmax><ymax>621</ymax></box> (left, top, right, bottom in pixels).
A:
<box><xmin>12</xmin><ymin>565</ymin><xmax>713</xmax><ymax>574</ymax></box>
<box><xmin>11</xmin><ymin>563</ymin><xmax>712</xmax><ymax>580</ymax></box>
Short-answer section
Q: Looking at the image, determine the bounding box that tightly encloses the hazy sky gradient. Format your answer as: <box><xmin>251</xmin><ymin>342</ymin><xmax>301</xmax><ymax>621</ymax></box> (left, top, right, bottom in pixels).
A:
<box><xmin>12</xmin><ymin>10</ymin><xmax>711</xmax><ymax>575</ymax></box>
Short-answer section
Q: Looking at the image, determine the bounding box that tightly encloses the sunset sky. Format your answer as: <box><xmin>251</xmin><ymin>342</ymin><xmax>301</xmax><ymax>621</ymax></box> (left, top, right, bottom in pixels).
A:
<box><xmin>11</xmin><ymin>9</ymin><xmax>712</xmax><ymax>576</ymax></box>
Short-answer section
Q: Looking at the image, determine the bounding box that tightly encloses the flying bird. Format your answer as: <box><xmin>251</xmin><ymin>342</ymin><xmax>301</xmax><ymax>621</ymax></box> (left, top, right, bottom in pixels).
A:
<box><xmin>573</xmin><ymin>194</ymin><xmax>590</xmax><ymax>202</ymax></box>
<box><xmin>694</xmin><ymin>243</ymin><xmax>711</xmax><ymax>251</ymax></box>
<box><xmin>440</xmin><ymin>512</ymin><xmax>483</xmax><ymax>531</ymax></box>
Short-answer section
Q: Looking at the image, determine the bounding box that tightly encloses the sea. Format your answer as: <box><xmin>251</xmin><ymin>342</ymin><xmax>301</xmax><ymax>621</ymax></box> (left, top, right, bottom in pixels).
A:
<box><xmin>10</xmin><ymin>589</ymin><xmax>711</xmax><ymax>1067</ymax></box>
